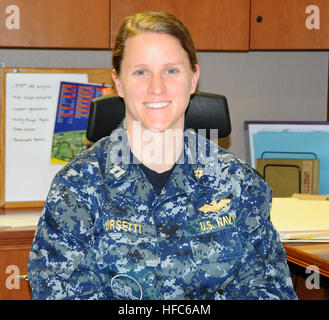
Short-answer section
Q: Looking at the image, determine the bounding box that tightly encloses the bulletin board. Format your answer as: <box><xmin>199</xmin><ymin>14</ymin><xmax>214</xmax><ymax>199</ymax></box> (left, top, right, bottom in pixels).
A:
<box><xmin>0</xmin><ymin>67</ymin><xmax>114</xmax><ymax>209</ymax></box>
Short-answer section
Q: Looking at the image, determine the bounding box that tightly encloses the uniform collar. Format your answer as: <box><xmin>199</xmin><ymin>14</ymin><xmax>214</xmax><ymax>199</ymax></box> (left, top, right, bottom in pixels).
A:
<box><xmin>104</xmin><ymin>126</ymin><xmax>219</xmax><ymax>193</ymax></box>
<box><xmin>180</xmin><ymin>129</ymin><xmax>221</xmax><ymax>188</ymax></box>
<box><xmin>104</xmin><ymin>124</ymin><xmax>138</xmax><ymax>185</ymax></box>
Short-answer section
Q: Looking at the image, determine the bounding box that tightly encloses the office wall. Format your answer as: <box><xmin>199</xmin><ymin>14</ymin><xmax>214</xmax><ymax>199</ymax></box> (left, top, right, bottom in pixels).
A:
<box><xmin>0</xmin><ymin>49</ymin><xmax>328</xmax><ymax>163</ymax></box>
<box><xmin>197</xmin><ymin>51</ymin><xmax>328</xmax><ymax>160</ymax></box>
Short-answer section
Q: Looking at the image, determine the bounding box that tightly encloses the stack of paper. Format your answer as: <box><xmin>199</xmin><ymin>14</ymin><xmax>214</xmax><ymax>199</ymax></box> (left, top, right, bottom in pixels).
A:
<box><xmin>0</xmin><ymin>212</ymin><xmax>41</xmax><ymax>229</ymax></box>
<box><xmin>270</xmin><ymin>197</ymin><xmax>329</xmax><ymax>242</ymax></box>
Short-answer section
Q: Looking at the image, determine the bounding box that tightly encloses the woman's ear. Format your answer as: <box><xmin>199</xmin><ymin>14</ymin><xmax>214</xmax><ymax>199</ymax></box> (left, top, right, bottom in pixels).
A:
<box><xmin>190</xmin><ymin>64</ymin><xmax>200</xmax><ymax>94</ymax></box>
<box><xmin>112</xmin><ymin>69</ymin><xmax>124</xmax><ymax>97</ymax></box>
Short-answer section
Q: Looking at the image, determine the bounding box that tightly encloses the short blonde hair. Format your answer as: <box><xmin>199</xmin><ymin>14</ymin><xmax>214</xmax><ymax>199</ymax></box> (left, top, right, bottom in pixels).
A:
<box><xmin>112</xmin><ymin>11</ymin><xmax>198</xmax><ymax>74</ymax></box>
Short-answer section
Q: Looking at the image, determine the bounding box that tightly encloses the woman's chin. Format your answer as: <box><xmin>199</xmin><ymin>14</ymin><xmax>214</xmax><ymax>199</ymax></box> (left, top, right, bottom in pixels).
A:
<box><xmin>142</xmin><ymin>118</ymin><xmax>184</xmax><ymax>133</ymax></box>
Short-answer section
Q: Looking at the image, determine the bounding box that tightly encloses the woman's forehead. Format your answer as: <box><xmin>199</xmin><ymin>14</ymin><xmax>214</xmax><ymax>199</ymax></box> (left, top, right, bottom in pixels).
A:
<box><xmin>122</xmin><ymin>32</ymin><xmax>189</xmax><ymax>65</ymax></box>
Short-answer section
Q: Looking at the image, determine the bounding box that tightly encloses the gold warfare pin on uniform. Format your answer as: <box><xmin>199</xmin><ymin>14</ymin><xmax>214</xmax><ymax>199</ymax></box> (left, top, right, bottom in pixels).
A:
<box><xmin>199</xmin><ymin>199</ymin><xmax>231</xmax><ymax>214</ymax></box>
<box><xmin>194</xmin><ymin>168</ymin><xmax>203</xmax><ymax>179</ymax></box>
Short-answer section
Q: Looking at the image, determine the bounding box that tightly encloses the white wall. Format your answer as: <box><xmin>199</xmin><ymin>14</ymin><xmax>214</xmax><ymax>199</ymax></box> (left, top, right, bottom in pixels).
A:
<box><xmin>197</xmin><ymin>51</ymin><xmax>328</xmax><ymax>161</ymax></box>
<box><xmin>1</xmin><ymin>49</ymin><xmax>328</xmax><ymax>162</ymax></box>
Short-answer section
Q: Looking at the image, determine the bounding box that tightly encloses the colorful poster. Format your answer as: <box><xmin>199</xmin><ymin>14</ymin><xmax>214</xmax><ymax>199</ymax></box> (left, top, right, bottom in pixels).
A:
<box><xmin>50</xmin><ymin>81</ymin><xmax>115</xmax><ymax>164</ymax></box>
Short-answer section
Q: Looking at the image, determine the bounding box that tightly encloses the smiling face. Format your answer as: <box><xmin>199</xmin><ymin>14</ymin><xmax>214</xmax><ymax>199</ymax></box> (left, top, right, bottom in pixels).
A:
<box><xmin>112</xmin><ymin>32</ymin><xmax>200</xmax><ymax>134</ymax></box>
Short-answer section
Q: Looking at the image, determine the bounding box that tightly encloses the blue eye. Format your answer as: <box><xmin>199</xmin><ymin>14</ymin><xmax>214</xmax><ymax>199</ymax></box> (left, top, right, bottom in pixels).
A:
<box><xmin>166</xmin><ymin>68</ymin><xmax>178</xmax><ymax>75</ymax></box>
<box><xmin>134</xmin><ymin>69</ymin><xmax>147</xmax><ymax>76</ymax></box>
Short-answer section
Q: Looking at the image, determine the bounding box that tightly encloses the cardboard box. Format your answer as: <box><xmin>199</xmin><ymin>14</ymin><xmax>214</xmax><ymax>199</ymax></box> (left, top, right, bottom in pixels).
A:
<box><xmin>256</xmin><ymin>158</ymin><xmax>320</xmax><ymax>197</ymax></box>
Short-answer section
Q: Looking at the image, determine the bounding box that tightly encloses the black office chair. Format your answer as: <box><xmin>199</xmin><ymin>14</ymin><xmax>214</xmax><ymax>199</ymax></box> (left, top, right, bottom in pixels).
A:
<box><xmin>86</xmin><ymin>92</ymin><xmax>231</xmax><ymax>142</ymax></box>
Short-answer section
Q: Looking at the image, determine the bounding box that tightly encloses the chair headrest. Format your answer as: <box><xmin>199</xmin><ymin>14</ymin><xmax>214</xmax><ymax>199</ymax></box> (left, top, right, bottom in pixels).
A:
<box><xmin>86</xmin><ymin>92</ymin><xmax>231</xmax><ymax>142</ymax></box>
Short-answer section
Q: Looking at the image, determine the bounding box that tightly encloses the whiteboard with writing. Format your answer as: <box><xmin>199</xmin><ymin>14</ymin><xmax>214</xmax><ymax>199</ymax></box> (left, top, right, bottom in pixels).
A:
<box><xmin>5</xmin><ymin>73</ymin><xmax>88</xmax><ymax>202</ymax></box>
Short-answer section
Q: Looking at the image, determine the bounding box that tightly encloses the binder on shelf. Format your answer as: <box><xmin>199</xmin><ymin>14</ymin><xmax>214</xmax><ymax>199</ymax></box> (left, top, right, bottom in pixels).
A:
<box><xmin>256</xmin><ymin>151</ymin><xmax>320</xmax><ymax>197</ymax></box>
<box><xmin>244</xmin><ymin>121</ymin><xmax>329</xmax><ymax>195</ymax></box>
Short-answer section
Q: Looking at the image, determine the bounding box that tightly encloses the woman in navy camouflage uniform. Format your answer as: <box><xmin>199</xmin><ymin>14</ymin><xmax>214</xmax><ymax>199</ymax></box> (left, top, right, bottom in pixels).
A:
<box><xmin>28</xmin><ymin>11</ymin><xmax>297</xmax><ymax>300</ymax></box>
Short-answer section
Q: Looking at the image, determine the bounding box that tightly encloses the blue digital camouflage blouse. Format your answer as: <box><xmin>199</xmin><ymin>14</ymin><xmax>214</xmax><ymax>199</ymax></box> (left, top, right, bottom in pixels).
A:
<box><xmin>28</xmin><ymin>127</ymin><xmax>297</xmax><ymax>300</ymax></box>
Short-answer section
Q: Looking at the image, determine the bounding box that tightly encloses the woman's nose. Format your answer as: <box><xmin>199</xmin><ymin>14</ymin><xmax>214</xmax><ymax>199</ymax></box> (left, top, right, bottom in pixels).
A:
<box><xmin>148</xmin><ymin>74</ymin><xmax>166</xmax><ymax>95</ymax></box>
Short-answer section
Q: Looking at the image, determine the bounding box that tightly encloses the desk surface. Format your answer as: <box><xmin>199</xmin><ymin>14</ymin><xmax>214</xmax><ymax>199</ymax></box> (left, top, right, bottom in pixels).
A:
<box><xmin>1</xmin><ymin>208</ymin><xmax>329</xmax><ymax>276</ymax></box>
<box><xmin>0</xmin><ymin>208</ymin><xmax>41</xmax><ymax>245</ymax></box>
<box><xmin>0</xmin><ymin>208</ymin><xmax>41</xmax><ymax>300</ymax></box>
<box><xmin>284</xmin><ymin>243</ymin><xmax>329</xmax><ymax>278</ymax></box>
